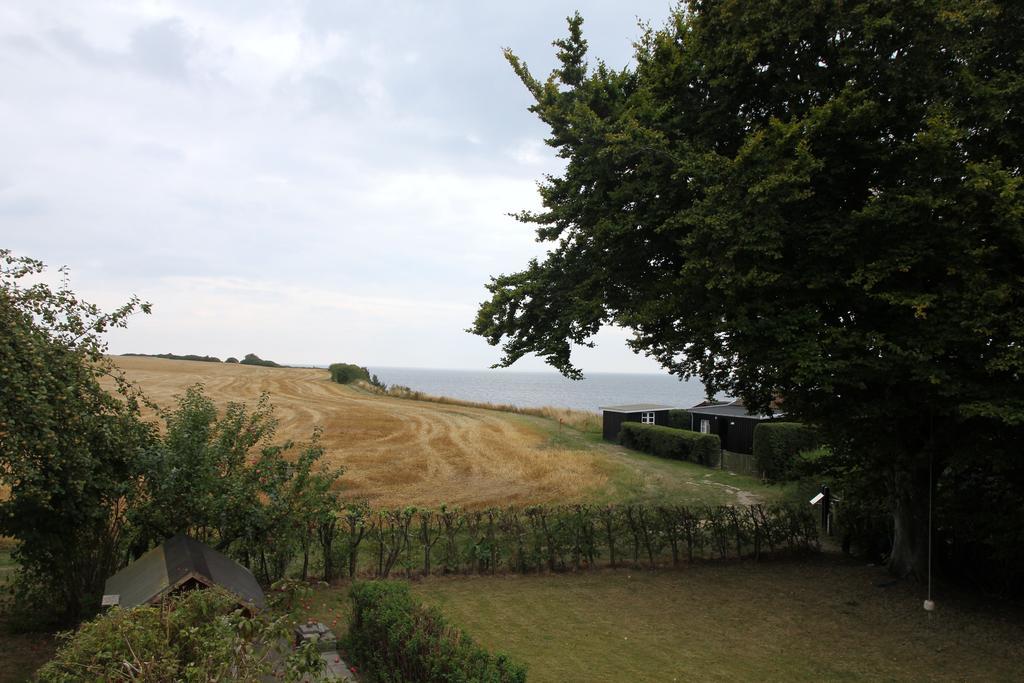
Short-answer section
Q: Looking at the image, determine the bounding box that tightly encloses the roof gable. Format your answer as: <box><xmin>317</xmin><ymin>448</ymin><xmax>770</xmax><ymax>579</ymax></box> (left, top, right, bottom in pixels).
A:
<box><xmin>103</xmin><ymin>534</ymin><xmax>266</xmax><ymax>610</ymax></box>
<box><xmin>688</xmin><ymin>399</ymin><xmax>780</xmax><ymax>420</ymax></box>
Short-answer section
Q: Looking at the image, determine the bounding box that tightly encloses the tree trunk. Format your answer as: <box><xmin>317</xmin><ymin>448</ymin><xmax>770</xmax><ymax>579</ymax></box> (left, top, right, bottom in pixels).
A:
<box><xmin>888</xmin><ymin>464</ymin><xmax>931</xmax><ymax>579</ymax></box>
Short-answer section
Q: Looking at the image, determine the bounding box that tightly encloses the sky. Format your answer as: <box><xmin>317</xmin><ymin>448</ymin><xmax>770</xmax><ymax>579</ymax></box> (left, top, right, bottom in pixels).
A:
<box><xmin>1</xmin><ymin>1</ymin><xmax>677</xmax><ymax>373</ymax></box>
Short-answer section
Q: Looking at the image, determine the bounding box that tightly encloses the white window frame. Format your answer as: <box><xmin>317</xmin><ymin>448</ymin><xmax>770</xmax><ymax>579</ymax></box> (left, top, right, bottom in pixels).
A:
<box><xmin>700</xmin><ymin>419</ymin><xmax>711</xmax><ymax>434</ymax></box>
<box><xmin>641</xmin><ymin>411</ymin><xmax>656</xmax><ymax>424</ymax></box>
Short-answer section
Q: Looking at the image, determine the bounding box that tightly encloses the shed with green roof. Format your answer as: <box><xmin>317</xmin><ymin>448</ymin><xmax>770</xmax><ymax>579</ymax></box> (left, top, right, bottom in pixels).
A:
<box><xmin>101</xmin><ymin>534</ymin><xmax>265</xmax><ymax>612</ymax></box>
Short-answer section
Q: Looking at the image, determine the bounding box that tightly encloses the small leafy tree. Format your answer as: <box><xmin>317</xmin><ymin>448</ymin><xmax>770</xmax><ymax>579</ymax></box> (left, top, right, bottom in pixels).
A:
<box><xmin>0</xmin><ymin>250</ymin><xmax>154</xmax><ymax>625</ymax></box>
<box><xmin>131</xmin><ymin>385</ymin><xmax>344</xmax><ymax>582</ymax></box>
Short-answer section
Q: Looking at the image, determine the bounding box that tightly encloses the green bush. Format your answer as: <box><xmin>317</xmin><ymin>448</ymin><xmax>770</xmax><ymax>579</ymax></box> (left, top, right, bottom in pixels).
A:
<box><xmin>35</xmin><ymin>588</ymin><xmax>323</xmax><ymax>682</ymax></box>
<box><xmin>240</xmin><ymin>353</ymin><xmax>282</xmax><ymax>367</ymax></box>
<box><xmin>620</xmin><ymin>423</ymin><xmax>720</xmax><ymax>466</ymax></box>
<box><xmin>752</xmin><ymin>422</ymin><xmax>822</xmax><ymax>481</ymax></box>
<box><xmin>666</xmin><ymin>409</ymin><xmax>692</xmax><ymax>429</ymax></box>
<box><xmin>225</xmin><ymin>356</ymin><xmax>239</xmax><ymax>363</ymax></box>
<box><xmin>328</xmin><ymin>363</ymin><xmax>371</xmax><ymax>384</ymax></box>
<box><xmin>347</xmin><ymin>581</ymin><xmax>527</xmax><ymax>683</ymax></box>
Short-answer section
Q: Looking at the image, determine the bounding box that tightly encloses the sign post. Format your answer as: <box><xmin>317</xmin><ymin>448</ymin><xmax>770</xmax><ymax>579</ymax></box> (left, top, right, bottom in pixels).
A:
<box><xmin>809</xmin><ymin>485</ymin><xmax>832</xmax><ymax>536</ymax></box>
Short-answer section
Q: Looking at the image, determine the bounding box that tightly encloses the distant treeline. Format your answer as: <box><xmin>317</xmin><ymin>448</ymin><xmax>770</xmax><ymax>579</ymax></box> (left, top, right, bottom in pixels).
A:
<box><xmin>121</xmin><ymin>352</ymin><xmax>285</xmax><ymax>367</ymax></box>
<box><xmin>123</xmin><ymin>352</ymin><xmax>222</xmax><ymax>363</ymax></box>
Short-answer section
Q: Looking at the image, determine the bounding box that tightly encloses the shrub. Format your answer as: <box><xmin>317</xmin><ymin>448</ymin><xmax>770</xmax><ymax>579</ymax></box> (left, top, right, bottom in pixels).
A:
<box><xmin>347</xmin><ymin>581</ymin><xmax>527</xmax><ymax>683</ymax></box>
<box><xmin>35</xmin><ymin>588</ymin><xmax>323</xmax><ymax>682</ymax></box>
<box><xmin>225</xmin><ymin>356</ymin><xmax>239</xmax><ymax>363</ymax></box>
<box><xmin>620</xmin><ymin>423</ymin><xmax>720</xmax><ymax>466</ymax></box>
<box><xmin>666</xmin><ymin>409</ymin><xmax>692</xmax><ymax>430</ymax></box>
<box><xmin>328</xmin><ymin>363</ymin><xmax>371</xmax><ymax>384</ymax></box>
<box><xmin>752</xmin><ymin>422</ymin><xmax>821</xmax><ymax>481</ymax></box>
<box><xmin>240</xmin><ymin>353</ymin><xmax>282</xmax><ymax>367</ymax></box>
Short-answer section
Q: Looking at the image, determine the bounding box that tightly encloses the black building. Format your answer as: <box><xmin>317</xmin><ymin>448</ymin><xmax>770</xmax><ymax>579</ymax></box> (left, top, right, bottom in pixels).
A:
<box><xmin>600</xmin><ymin>404</ymin><xmax>674</xmax><ymax>442</ymax></box>
<box><xmin>687</xmin><ymin>400</ymin><xmax>779</xmax><ymax>454</ymax></box>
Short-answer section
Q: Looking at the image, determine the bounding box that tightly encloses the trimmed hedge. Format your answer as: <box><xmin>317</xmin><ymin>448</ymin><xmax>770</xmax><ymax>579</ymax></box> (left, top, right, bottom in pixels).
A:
<box><xmin>752</xmin><ymin>422</ymin><xmax>821</xmax><ymax>481</ymax></box>
<box><xmin>666</xmin><ymin>409</ymin><xmax>692</xmax><ymax>430</ymax></box>
<box><xmin>328</xmin><ymin>362</ymin><xmax>371</xmax><ymax>384</ymax></box>
<box><xmin>620</xmin><ymin>423</ymin><xmax>720</xmax><ymax>466</ymax></box>
<box><xmin>347</xmin><ymin>581</ymin><xmax>527</xmax><ymax>683</ymax></box>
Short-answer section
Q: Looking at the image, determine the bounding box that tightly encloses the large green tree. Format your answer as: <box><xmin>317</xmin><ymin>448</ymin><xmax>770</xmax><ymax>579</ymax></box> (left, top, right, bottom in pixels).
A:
<box><xmin>473</xmin><ymin>2</ymin><xmax>1024</xmax><ymax>579</ymax></box>
<box><xmin>0</xmin><ymin>250</ymin><xmax>154</xmax><ymax>624</ymax></box>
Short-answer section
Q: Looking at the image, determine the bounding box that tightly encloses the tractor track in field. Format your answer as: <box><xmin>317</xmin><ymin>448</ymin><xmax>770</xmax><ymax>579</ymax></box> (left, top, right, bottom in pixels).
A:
<box><xmin>106</xmin><ymin>356</ymin><xmax>605</xmax><ymax>509</ymax></box>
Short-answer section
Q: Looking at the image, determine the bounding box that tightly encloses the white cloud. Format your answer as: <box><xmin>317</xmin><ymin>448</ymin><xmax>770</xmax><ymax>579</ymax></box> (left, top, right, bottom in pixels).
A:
<box><xmin>1</xmin><ymin>0</ymin><xmax>672</xmax><ymax>374</ymax></box>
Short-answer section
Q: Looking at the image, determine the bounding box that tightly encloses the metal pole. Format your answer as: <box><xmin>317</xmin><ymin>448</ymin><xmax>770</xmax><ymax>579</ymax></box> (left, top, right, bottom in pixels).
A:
<box><xmin>927</xmin><ymin>451</ymin><xmax>933</xmax><ymax>607</ymax></box>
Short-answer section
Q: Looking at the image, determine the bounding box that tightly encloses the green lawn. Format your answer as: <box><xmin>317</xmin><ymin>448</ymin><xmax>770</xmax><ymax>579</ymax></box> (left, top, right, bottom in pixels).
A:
<box><xmin>519</xmin><ymin>413</ymin><xmax>789</xmax><ymax>507</ymax></box>
<box><xmin>411</xmin><ymin>557</ymin><xmax>1023</xmax><ymax>682</ymax></box>
<box><xmin>9</xmin><ymin>551</ymin><xmax>1024</xmax><ymax>681</ymax></box>
<box><xmin>305</xmin><ymin>554</ymin><xmax>1023</xmax><ymax>682</ymax></box>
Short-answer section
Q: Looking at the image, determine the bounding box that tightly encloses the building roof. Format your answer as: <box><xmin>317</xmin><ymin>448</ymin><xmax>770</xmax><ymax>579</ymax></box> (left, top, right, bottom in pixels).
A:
<box><xmin>688</xmin><ymin>399</ymin><xmax>780</xmax><ymax>420</ymax></box>
<box><xmin>102</xmin><ymin>534</ymin><xmax>266</xmax><ymax>610</ymax></box>
<box><xmin>600</xmin><ymin>403</ymin><xmax>676</xmax><ymax>413</ymax></box>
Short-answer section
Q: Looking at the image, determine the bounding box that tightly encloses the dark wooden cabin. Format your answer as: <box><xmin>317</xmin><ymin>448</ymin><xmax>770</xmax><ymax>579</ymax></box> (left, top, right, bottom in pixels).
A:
<box><xmin>600</xmin><ymin>404</ymin><xmax>674</xmax><ymax>442</ymax></box>
<box><xmin>686</xmin><ymin>400</ymin><xmax>779</xmax><ymax>454</ymax></box>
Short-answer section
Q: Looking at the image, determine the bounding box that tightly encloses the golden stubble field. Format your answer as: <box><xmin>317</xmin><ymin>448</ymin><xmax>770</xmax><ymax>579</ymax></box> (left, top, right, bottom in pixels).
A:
<box><xmin>105</xmin><ymin>356</ymin><xmax>606</xmax><ymax>509</ymax></box>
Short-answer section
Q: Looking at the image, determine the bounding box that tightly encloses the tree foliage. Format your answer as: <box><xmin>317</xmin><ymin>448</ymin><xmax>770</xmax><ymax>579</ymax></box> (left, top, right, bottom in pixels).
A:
<box><xmin>472</xmin><ymin>3</ymin><xmax>1024</xmax><ymax>580</ymax></box>
<box><xmin>328</xmin><ymin>362</ymin><xmax>370</xmax><ymax>384</ymax></box>
<box><xmin>0</xmin><ymin>250</ymin><xmax>154</xmax><ymax>625</ymax></box>
<box><xmin>239</xmin><ymin>353</ymin><xmax>282</xmax><ymax>368</ymax></box>
<box><xmin>35</xmin><ymin>587</ymin><xmax>324</xmax><ymax>682</ymax></box>
<box><xmin>132</xmin><ymin>385</ymin><xmax>345</xmax><ymax>585</ymax></box>
<box><xmin>1</xmin><ymin>250</ymin><xmax>348</xmax><ymax>625</ymax></box>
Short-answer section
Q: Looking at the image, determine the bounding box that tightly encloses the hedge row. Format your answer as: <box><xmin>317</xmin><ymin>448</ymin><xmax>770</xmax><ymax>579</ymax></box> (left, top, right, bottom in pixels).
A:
<box><xmin>752</xmin><ymin>422</ymin><xmax>822</xmax><ymax>481</ymax></box>
<box><xmin>666</xmin><ymin>409</ymin><xmax>692</xmax><ymax>429</ymax></box>
<box><xmin>315</xmin><ymin>503</ymin><xmax>819</xmax><ymax>582</ymax></box>
<box><xmin>347</xmin><ymin>581</ymin><xmax>527</xmax><ymax>683</ymax></box>
<box><xmin>620</xmin><ymin>423</ymin><xmax>720</xmax><ymax>466</ymax></box>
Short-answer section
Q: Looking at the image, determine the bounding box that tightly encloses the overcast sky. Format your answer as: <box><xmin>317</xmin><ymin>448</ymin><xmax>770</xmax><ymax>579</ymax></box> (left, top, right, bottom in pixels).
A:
<box><xmin>1</xmin><ymin>1</ymin><xmax>676</xmax><ymax>373</ymax></box>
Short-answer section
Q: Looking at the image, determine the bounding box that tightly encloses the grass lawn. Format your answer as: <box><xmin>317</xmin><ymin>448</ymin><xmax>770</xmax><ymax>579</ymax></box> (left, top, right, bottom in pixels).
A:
<box><xmin>307</xmin><ymin>554</ymin><xmax>1023</xmax><ymax>682</ymax></box>
<box><xmin>523</xmin><ymin>413</ymin><xmax>788</xmax><ymax>507</ymax></box>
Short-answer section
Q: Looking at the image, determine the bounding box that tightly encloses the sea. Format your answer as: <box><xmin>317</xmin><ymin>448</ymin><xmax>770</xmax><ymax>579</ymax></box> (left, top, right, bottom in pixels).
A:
<box><xmin>365</xmin><ymin>366</ymin><xmax>710</xmax><ymax>413</ymax></box>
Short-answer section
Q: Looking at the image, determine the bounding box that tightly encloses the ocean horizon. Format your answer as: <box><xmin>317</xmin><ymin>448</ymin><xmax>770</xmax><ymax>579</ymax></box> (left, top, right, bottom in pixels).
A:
<box><xmin>364</xmin><ymin>365</ymin><xmax>712</xmax><ymax>413</ymax></box>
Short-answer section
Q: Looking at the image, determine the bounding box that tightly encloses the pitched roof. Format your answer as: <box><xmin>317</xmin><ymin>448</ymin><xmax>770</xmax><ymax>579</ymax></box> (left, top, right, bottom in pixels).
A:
<box><xmin>102</xmin><ymin>534</ymin><xmax>266</xmax><ymax>610</ymax></box>
<box><xmin>688</xmin><ymin>399</ymin><xmax>780</xmax><ymax>420</ymax></box>
<box><xmin>600</xmin><ymin>403</ymin><xmax>676</xmax><ymax>413</ymax></box>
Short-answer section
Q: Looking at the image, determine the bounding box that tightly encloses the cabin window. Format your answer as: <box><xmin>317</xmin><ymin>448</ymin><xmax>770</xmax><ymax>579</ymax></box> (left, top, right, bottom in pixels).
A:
<box><xmin>700</xmin><ymin>419</ymin><xmax>711</xmax><ymax>433</ymax></box>
<box><xmin>641</xmin><ymin>411</ymin><xmax>655</xmax><ymax>424</ymax></box>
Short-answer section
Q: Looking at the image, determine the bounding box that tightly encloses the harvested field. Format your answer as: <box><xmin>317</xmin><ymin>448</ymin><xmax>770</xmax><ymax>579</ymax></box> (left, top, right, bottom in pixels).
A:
<box><xmin>105</xmin><ymin>356</ymin><xmax>607</xmax><ymax>509</ymax></box>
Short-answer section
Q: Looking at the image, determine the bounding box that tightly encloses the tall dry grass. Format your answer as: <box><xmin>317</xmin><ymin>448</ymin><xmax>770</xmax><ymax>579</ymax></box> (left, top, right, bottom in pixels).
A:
<box><xmin>353</xmin><ymin>381</ymin><xmax>603</xmax><ymax>433</ymax></box>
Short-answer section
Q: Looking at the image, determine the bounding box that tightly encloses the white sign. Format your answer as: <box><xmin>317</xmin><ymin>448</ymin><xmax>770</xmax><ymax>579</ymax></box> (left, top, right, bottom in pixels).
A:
<box><xmin>809</xmin><ymin>493</ymin><xmax>825</xmax><ymax>505</ymax></box>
